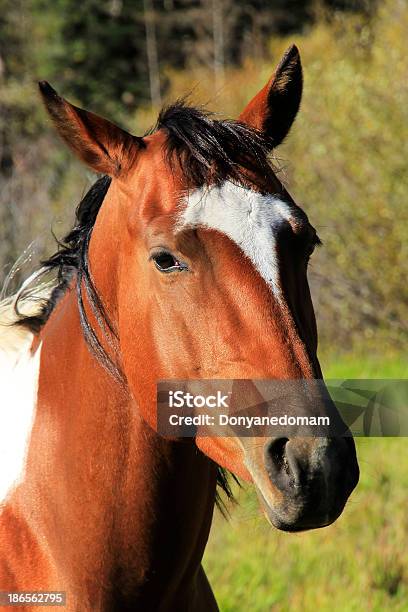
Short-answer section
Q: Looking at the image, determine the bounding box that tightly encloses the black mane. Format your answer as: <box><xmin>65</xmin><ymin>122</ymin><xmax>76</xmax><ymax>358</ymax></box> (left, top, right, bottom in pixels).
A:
<box><xmin>14</xmin><ymin>174</ymin><xmax>121</xmax><ymax>376</ymax></box>
<box><xmin>157</xmin><ymin>100</ymin><xmax>275</xmax><ymax>188</ymax></box>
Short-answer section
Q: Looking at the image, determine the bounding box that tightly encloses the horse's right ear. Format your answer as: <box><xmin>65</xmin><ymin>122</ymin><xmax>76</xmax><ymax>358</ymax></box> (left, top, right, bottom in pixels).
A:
<box><xmin>38</xmin><ymin>81</ymin><xmax>143</xmax><ymax>177</ymax></box>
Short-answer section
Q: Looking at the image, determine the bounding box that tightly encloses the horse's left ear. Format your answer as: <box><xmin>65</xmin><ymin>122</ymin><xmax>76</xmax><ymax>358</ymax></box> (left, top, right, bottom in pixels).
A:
<box><xmin>38</xmin><ymin>81</ymin><xmax>143</xmax><ymax>177</ymax></box>
<box><xmin>239</xmin><ymin>44</ymin><xmax>302</xmax><ymax>148</ymax></box>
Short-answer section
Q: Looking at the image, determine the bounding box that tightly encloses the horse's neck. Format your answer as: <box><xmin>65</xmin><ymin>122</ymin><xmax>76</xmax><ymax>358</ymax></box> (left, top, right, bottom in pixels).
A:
<box><xmin>13</xmin><ymin>291</ymin><xmax>217</xmax><ymax>606</ymax></box>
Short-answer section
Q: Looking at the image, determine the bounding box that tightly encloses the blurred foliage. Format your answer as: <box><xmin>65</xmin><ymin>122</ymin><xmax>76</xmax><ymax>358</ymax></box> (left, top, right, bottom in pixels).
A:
<box><xmin>31</xmin><ymin>0</ymin><xmax>149</xmax><ymax>122</ymax></box>
<box><xmin>280</xmin><ymin>1</ymin><xmax>408</xmax><ymax>353</ymax></box>
<box><xmin>0</xmin><ymin>0</ymin><xmax>406</xmax><ymax>356</ymax></box>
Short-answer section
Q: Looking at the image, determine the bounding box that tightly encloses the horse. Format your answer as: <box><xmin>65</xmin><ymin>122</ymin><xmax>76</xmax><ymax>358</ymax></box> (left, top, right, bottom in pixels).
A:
<box><xmin>0</xmin><ymin>45</ymin><xmax>359</xmax><ymax>611</ymax></box>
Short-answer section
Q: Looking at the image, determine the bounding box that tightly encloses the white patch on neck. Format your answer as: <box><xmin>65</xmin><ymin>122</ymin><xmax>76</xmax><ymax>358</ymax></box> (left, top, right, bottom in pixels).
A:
<box><xmin>0</xmin><ymin>297</ymin><xmax>43</xmax><ymax>502</ymax></box>
<box><xmin>179</xmin><ymin>182</ymin><xmax>293</xmax><ymax>296</ymax></box>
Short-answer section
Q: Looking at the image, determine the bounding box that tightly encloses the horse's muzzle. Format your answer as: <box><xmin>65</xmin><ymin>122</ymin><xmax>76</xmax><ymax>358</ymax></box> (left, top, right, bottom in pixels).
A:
<box><xmin>259</xmin><ymin>436</ymin><xmax>359</xmax><ymax>531</ymax></box>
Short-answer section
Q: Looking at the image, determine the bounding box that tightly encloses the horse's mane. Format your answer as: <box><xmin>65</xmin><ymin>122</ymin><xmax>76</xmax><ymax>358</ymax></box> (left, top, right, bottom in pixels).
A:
<box><xmin>12</xmin><ymin>175</ymin><xmax>117</xmax><ymax>375</ymax></box>
<box><xmin>157</xmin><ymin>100</ymin><xmax>275</xmax><ymax>187</ymax></box>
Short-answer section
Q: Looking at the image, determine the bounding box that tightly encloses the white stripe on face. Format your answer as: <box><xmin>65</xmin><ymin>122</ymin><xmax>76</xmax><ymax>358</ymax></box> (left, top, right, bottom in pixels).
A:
<box><xmin>179</xmin><ymin>182</ymin><xmax>293</xmax><ymax>296</ymax></box>
<box><xmin>0</xmin><ymin>341</ymin><xmax>41</xmax><ymax>502</ymax></box>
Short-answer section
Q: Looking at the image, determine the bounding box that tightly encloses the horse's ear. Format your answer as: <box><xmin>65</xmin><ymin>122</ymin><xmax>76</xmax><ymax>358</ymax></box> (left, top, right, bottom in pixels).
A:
<box><xmin>238</xmin><ymin>44</ymin><xmax>302</xmax><ymax>148</ymax></box>
<box><xmin>38</xmin><ymin>81</ymin><xmax>143</xmax><ymax>176</ymax></box>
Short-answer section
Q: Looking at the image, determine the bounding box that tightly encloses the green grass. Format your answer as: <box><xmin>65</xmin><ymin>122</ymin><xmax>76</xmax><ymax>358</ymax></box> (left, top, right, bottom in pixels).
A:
<box><xmin>320</xmin><ymin>353</ymin><xmax>408</xmax><ymax>379</ymax></box>
<box><xmin>203</xmin><ymin>356</ymin><xmax>408</xmax><ymax>611</ymax></box>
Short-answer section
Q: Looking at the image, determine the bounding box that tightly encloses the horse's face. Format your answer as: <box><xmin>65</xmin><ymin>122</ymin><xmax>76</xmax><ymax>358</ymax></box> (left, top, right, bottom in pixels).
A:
<box><xmin>40</xmin><ymin>45</ymin><xmax>359</xmax><ymax>531</ymax></box>
<box><xmin>119</xmin><ymin>143</ymin><xmax>358</xmax><ymax>532</ymax></box>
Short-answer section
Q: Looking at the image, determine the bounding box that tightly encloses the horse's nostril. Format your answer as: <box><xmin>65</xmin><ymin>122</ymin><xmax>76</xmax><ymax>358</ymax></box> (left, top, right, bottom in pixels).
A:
<box><xmin>264</xmin><ymin>437</ymin><xmax>295</xmax><ymax>491</ymax></box>
<box><xmin>264</xmin><ymin>438</ymin><xmax>311</xmax><ymax>493</ymax></box>
<box><xmin>262</xmin><ymin>437</ymin><xmax>360</xmax><ymax>531</ymax></box>
<box><xmin>268</xmin><ymin>437</ymin><xmax>289</xmax><ymax>471</ymax></box>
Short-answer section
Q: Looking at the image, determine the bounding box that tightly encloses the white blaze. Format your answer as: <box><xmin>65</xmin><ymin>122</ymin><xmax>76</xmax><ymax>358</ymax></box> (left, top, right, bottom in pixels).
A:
<box><xmin>179</xmin><ymin>182</ymin><xmax>293</xmax><ymax>296</ymax></box>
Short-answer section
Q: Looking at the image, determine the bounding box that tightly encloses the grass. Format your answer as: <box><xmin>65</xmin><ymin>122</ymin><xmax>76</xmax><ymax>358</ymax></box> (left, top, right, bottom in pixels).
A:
<box><xmin>203</xmin><ymin>355</ymin><xmax>408</xmax><ymax>611</ymax></box>
<box><xmin>320</xmin><ymin>353</ymin><xmax>408</xmax><ymax>379</ymax></box>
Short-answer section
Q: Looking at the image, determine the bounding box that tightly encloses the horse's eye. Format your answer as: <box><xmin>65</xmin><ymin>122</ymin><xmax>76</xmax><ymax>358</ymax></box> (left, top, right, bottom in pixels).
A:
<box><xmin>152</xmin><ymin>251</ymin><xmax>188</xmax><ymax>273</ymax></box>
